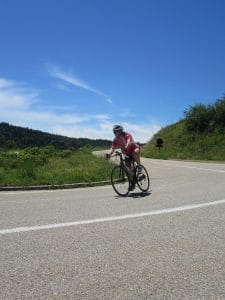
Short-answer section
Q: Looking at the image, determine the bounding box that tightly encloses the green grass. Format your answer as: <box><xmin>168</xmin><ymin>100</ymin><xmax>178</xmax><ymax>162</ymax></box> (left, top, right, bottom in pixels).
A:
<box><xmin>0</xmin><ymin>146</ymin><xmax>112</xmax><ymax>187</ymax></box>
<box><xmin>142</xmin><ymin>120</ymin><xmax>225</xmax><ymax>161</ymax></box>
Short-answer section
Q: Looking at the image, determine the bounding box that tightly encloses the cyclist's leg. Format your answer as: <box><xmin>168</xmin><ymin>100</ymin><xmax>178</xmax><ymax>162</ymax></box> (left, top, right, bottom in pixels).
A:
<box><xmin>126</xmin><ymin>144</ymin><xmax>141</xmax><ymax>166</ymax></box>
<box><xmin>132</xmin><ymin>145</ymin><xmax>142</xmax><ymax>174</ymax></box>
<box><xmin>133</xmin><ymin>147</ymin><xmax>141</xmax><ymax>165</ymax></box>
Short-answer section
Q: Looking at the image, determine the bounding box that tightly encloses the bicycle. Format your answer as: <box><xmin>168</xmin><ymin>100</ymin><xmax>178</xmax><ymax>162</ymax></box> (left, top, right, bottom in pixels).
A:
<box><xmin>108</xmin><ymin>151</ymin><xmax>150</xmax><ymax>196</ymax></box>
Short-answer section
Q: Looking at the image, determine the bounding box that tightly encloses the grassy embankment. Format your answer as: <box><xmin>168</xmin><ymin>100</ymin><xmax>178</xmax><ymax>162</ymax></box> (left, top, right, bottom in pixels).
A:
<box><xmin>0</xmin><ymin>146</ymin><xmax>111</xmax><ymax>187</ymax></box>
<box><xmin>142</xmin><ymin>120</ymin><xmax>225</xmax><ymax>161</ymax></box>
<box><xmin>142</xmin><ymin>97</ymin><xmax>225</xmax><ymax>161</ymax></box>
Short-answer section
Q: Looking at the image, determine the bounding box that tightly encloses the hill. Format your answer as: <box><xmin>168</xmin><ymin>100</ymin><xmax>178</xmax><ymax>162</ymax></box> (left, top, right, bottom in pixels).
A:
<box><xmin>142</xmin><ymin>96</ymin><xmax>225</xmax><ymax>161</ymax></box>
<box><xmin>0</xmin><ymin>122</ymin><xmax>111</xmax><ymax>149</ymax></box>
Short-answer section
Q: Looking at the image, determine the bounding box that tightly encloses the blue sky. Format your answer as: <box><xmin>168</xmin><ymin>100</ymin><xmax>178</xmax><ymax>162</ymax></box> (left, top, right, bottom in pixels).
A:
<box><xmin>1</xmin><ymin>0</ymin><xmax>225</xmax><ymax>143</ymax></box>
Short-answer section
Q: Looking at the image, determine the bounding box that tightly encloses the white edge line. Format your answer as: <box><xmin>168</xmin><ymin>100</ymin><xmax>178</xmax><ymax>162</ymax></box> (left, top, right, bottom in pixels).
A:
<box><xmin>0</xmin><ymin>185</ymin><xmax>111</xmax><ymax>196</ymax></box>
<box><xmin>1</xmin><ymin>199</ymin><xmax>225</xmax><ymax>235</ymax></box>
<box><xmin>151</xmin><ymin>161</ymin><xmax>225</xmax><ymax>173</ymax></box>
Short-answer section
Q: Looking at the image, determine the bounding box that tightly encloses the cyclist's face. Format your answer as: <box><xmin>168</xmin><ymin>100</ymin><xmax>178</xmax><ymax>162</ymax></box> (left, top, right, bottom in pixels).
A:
<box><xmin>114</xmin><ymin>130</ymin><xmax>121</xmax><ymax>136</ymax></box>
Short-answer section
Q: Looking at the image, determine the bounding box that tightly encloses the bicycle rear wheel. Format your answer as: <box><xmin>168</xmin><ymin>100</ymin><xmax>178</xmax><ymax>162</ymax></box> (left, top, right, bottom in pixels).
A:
<box><xmin>135</xmin><ymin>165</ymin><xmax>150</xmax><ymax>192</ymax></box>
<box><xmin>111</xmin><ymin>165</ymin><xmax>130</xmax><ymax>196</ymax></box>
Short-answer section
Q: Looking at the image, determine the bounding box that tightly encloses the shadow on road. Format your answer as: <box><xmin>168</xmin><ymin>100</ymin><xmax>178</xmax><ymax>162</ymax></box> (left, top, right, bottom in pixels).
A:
<box><xmin>128</xmin><ymin>191</ymin><xmax>152</xmax><ymax>198</ymax></box>
<box><xmin>114</xmin><ymin>191</ymin><xmax>152</xmax><ymax>199</ymax></box>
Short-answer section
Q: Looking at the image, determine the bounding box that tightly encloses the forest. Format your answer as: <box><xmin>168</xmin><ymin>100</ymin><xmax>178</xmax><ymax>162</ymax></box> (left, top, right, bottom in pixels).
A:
<box><xmin>0</xmin><ymin>122</ymin><xmax>111</xmax><ymax>149</ymax></box>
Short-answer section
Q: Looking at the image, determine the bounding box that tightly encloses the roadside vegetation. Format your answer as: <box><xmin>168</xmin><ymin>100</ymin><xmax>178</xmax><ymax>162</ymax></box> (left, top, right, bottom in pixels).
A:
<box><xmin>142</xmin><ymin>96</ymin><xmax>225</xmax><ymax>161</ymax></box>
<box><xmin>0</xmin><ymin>146</ymin><xmax>111</xmax><ymax>187</ymax></box>
<box><xmin>1</xmin><ymin>95</ymin><xmax>225</xmax><ymax>188</ymax></box>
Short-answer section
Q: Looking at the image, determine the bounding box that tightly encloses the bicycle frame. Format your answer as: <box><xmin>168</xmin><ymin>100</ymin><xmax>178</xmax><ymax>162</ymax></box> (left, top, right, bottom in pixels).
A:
<box><xmin>112</xmin><ymin>151</ymin><xmax>135</xmax><ymax>177</ymax></box>
<box><xmin>109</xmin><ymin>151</ymin><xmax>150</xmax><ymax>196</ymax></box>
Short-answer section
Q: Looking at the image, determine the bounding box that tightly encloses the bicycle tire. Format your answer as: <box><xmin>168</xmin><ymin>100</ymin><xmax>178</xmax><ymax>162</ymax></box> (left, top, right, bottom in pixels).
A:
<box><xmin>111</xmin><ymin>165</ymin><xmax>130</xmax><ymax>196</ymax></box>
<box><xmin>135</xmin><ymin>165</ymin><xmax>150</xmax><ymax>192</ymax></box>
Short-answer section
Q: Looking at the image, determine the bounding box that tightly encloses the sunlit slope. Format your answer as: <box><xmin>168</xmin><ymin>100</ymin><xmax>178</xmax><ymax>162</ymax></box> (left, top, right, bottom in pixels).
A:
<box><xmin>142</xmin><ymin>97</ymin><xmax>225</xmax><ymax>161</ymax></box>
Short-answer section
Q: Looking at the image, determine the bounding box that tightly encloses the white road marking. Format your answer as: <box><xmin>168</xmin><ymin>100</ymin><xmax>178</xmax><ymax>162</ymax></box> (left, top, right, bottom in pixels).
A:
<box><xmin>1</xmin><ymin>161</ymin><xmax>224</xmax><ymax>196</ymax></box>
<box><xmin>151</xmin><ymin>161</ymin><xmax>225</xmax><ymax>173</ymax></box>
<box><xmin>0</xmin><ymin>185</ymin><xmax>111</xmax><ymax>196</ymax></box>
<box><xmin>1</xmin><ymin>198</ymin><xmax>225</xmax><ymax>235</ymax></box>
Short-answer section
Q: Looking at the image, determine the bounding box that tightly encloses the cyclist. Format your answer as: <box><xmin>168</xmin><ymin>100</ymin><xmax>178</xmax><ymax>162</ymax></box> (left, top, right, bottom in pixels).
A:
<box><xmin>106</xmin><ymin>125</ymin><xmax>142</xmax><ymax>174</ymax></box>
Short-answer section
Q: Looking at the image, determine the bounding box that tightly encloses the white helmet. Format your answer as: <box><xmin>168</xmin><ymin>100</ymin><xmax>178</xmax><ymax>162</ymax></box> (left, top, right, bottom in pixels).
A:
<box><xmin>113</xmin><ymin>124</ymin><xmax>123</xmax><ymax>132</ymax></box>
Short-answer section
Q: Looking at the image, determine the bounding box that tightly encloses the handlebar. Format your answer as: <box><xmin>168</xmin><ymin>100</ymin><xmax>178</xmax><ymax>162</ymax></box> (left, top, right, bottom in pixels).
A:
<box><xmin>105</xmin><ymin>151</ymin><xmax>122</xmax><ymax>160</ymax></box>
<box><xmin>112</xmin><ymin>151</ymin><xmax>122</xmax><ymax>156</ymax></box>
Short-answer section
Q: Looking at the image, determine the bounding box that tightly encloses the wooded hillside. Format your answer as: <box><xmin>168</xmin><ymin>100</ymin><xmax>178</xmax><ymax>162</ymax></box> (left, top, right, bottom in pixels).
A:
<box><xmin>0</xmin><ymin>122</ymin><xmax>111</xmax><ymax>149</ymax></box>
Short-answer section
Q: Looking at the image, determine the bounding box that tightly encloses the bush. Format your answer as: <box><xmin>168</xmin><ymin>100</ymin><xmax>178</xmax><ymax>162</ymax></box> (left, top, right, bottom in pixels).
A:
<box><xmin>184</xmin><ymin>97</ymin><xmax>225</xmax><ymax>134</ymax></box>
<box><xmin>184</xmin><ymin>103</ymin><xmax>215</xmax><ymax>133</ymax></box>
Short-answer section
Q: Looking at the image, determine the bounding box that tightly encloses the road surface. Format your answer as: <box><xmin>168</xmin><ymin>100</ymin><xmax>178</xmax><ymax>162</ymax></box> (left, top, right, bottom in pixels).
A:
<box><xmin>1</xmin><ymin>158</ymin><xmax>225</xmax><ymax>299</ymax></box>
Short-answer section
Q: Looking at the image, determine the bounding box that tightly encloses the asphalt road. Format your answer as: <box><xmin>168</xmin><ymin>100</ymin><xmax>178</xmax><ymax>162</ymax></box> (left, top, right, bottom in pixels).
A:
<box><xmin>1</xmin><ymin>158</ymin><xmax>225</xmax><ymax>299</ymax></box>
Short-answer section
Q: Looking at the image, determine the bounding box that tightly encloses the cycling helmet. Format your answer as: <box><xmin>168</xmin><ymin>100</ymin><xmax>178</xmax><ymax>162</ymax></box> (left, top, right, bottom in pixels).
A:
<box><xmin>113</xmin><ymin>124</ymin><xmax>123</xmax><ymax>132</ymax></box>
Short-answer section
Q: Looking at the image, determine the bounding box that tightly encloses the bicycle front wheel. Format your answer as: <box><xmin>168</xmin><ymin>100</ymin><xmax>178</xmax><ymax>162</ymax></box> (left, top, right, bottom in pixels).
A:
<box><xmin>111</xmin><ymin>165</ymin><xmax>130</xmax><ymax>196</ymax></box>
<box><xmin>136</xmin><ymin>165</ymin><xmax>150</xmax><ymax>192</ymax></box>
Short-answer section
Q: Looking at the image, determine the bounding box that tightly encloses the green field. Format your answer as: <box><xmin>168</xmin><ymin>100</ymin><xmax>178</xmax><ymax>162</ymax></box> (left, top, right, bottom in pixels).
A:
<box><xmin>0</xmin><ymin>146</ymin><xmax>112</xmax><ymax>187</ymax></box>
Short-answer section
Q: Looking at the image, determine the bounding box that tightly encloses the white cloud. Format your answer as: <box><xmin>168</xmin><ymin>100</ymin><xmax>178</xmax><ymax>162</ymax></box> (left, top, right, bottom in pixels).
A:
<box><xmin>0</xmin><ymin>78</ymin><xmax>15</xmax><ymax>88</ymax></box>
<box><xmin>0</xmin><ymin>90</ymin><xmax>35</xmax><ymax>109</ymax></box>
<box><xmin>0</xmin><ymin>76</ymin><xmax>160</xmax><ymax>143</ymax></box>
<box><xmin>52</xmin><ymin>121</ymin><xmax>160</xmax><ymax>143</ymax></box>
<box><xmin>0</xmin><ymin>77</ymin><xmax>38</xmax><ymax>109</ymax></box>
<box><xmin>106</xmin><ymin>98</ymin><xmax>113</xmax><ymax>104</ymax></box>
<box><xmin>121</xmin><ymin>122</ymin><xmax>161</xmax><ymax>143</ymax></box>
<box><xmin>47</xmin><ymin>65</ymin><xmax>111</xmax><ymax>103</ymax></box>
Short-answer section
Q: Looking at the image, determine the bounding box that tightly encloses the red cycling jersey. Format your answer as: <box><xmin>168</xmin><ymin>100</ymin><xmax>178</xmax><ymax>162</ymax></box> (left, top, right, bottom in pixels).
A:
<box><xmin>112</xmin><ymin>132</ymin><xmax>140</xmax><ymax>155</ymax></box>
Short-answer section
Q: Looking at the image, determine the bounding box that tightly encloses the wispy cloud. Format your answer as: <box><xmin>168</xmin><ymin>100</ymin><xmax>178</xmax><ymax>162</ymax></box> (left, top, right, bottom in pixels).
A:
<box><xmin>0</xmin><ymin>78</ymin><xmax>15</xmax><ymax>89</ymax></box>
<box><xmin>0</xmin><ymin>78</ymin><xmax>38</xmax><ymax>108</ymax></box>
<box><xmin>0</xmin><ymin>76</ymin><xmax>160</xmax><ymax>142</ymax></box>
<box><xmin>0</xmin><ymin>76</ymin><xmax>111</xmax><ymax>138</ymax></box>
<box><xmin>47</xmin><ymin>65</ymin><xmax>112</xmax><ymax>104</ymax></box>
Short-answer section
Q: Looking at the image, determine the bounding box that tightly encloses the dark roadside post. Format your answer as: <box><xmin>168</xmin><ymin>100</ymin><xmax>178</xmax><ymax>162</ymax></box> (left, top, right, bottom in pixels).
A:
<box><xmin>156</xmin><ymin>138</ymin><xmax>163</xmax><ymax>151</ymax></box>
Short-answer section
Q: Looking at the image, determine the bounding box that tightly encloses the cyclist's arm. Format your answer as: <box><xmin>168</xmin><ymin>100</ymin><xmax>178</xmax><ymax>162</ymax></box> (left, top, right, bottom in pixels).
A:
<box><xmin>125</xmin><ymin>136</ymin><xmax>131</xmax><ymax>149</ymax></box>
<box><xmin>124</xmin><ymin>133</ymin><xmax>133</xmax><ymax>150</ymax></box>
<box><xmin>107</xmin><ymin>146</ymin><xmax>115</xmax><ymax>157</ymax></box>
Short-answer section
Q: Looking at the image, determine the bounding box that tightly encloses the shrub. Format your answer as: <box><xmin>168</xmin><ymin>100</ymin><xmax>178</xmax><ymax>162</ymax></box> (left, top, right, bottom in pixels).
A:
<box><xmin>184</xmin><ymin>103</ymin><xmax>215</xmax><ymax>133</ymax></box>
